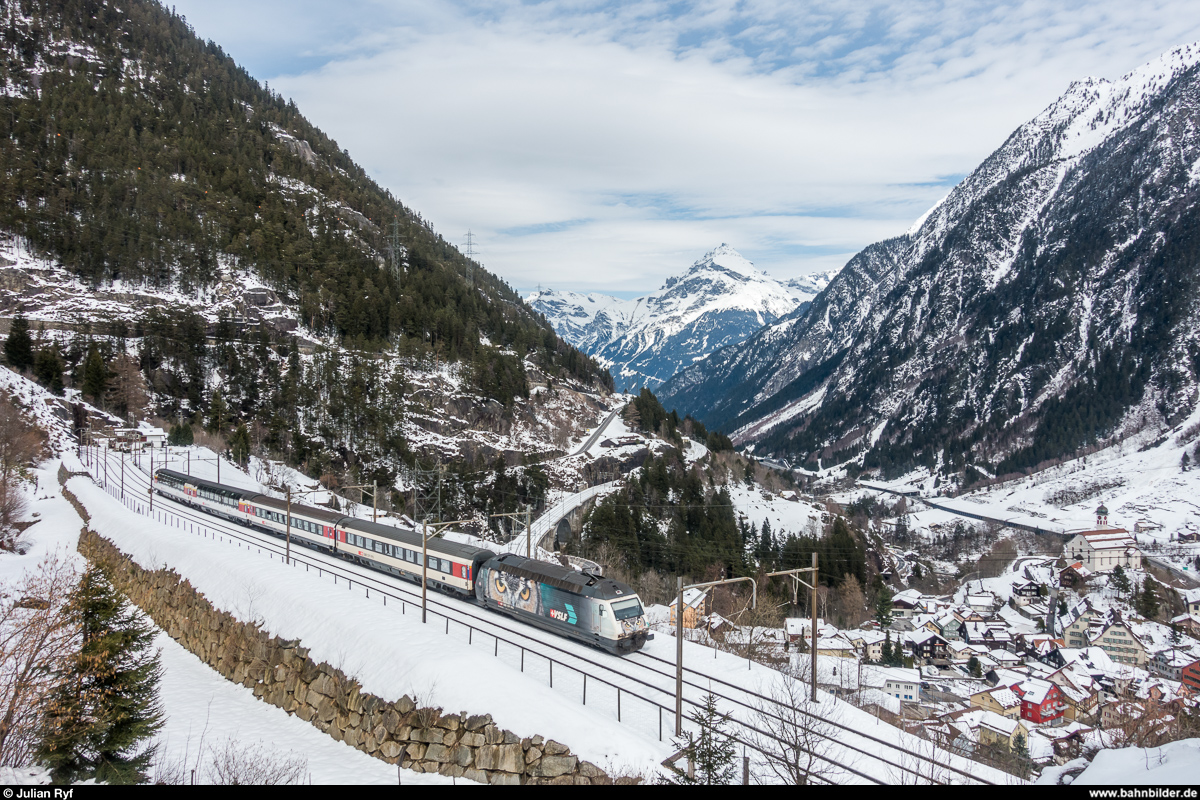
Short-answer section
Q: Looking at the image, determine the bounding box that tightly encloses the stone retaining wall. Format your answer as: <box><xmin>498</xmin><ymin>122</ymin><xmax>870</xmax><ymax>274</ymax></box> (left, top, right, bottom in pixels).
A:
<box><xmin>59</xmin><ymin>469</ymin><xmax>621</xmax><ymax>785</ymax></box>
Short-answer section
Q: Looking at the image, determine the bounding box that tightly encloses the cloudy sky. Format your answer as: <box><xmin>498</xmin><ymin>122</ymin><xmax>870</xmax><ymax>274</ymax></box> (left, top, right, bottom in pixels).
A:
<box><xmin>171</xmin><ymin>1</ymin><xmax>1200</xmax><ymax>296</ymax></box>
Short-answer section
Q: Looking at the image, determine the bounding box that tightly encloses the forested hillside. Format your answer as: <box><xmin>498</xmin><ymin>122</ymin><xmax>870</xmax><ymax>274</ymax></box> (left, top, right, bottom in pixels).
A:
<box><xmin>0</xmin><ymin>0</ymin><xmax>612</xmax><ymax>494</ymax></box>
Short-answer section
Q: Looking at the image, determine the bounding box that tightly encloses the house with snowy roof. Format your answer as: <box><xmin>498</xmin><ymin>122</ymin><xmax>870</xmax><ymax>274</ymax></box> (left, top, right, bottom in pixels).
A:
<box><xmin>669</xmin><ymin>587</ymin><xmax>708</xmax><ymax>629</ymax></box>
<box><xmin>939</xmin><ymin>709</ymin><xmax>1029</xmax><ymax>753</ymax></box>
<box><xmin>891</xmin><ymin>589</ymin><xmax>923</xmax><ymax>618</ymax></box>
<box><xmin>1059</xmin><ymin>561</ymin><xmax>1092</xmax><ymax>589</ymax></box>
<box><xmin>970</xmin><ymin>686</ymin><xmax>1022</xmax><ymax>718</ymax></box>
<box><xmin>1047</xmin><ymin>664</ymin><xmax>1102</xmax><ymax>723</ymax></box>
<box><xmin>880</xmin><ymin>667</ymin><xmax>921</xmax><ymax>702</ymax></box>
<box><xmin>1181</xmin><ymin>588</ymin><xmax>1200</xmax><ymax>616</ymax></box>
<box><xmin>908</xmin><ymin>630</ymin><xmax>949</xmax><ymax>665</ymax></box>
<box><xmin>1093</xmin><ymin>619</ymin><xmax>1148</xmax><ymax>668</ymax></box>
<box><xmin>1011</xmin><ymin>677</ymin><xmax>1066</xmax><ymax>725</ymax></box>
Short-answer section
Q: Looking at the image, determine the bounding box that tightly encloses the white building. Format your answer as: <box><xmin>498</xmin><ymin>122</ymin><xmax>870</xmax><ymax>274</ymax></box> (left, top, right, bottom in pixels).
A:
<box><xmin>1064</xmin><ymin>529</ymin><xmax>1139</xmax><ymax>573</ymax></box>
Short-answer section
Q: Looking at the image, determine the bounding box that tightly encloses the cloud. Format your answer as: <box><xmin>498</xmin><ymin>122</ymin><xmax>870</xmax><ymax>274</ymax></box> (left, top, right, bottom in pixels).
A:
<box><xmin>172</xmin><ymin>0</ymin><xmax>1200</xmax><ymax>293</ymax></box>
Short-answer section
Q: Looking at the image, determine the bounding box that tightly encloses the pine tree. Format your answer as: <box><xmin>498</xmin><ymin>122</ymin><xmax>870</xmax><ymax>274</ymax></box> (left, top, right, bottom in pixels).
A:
<box><xmin>1111</xmin><ymin>564</ymin><xmax>1132</xmax><ymax>597</ymax></box>
<box><xmin>968</xmin><ymin>655</ymin><xmax>983</xmax><ymax>678</ymax></box>
<box><xmin>874</xmin><ymin>587</ymin><xmax>894</xmax><ymax>629</ymax></box>
<box><xmin>4</xmin><ymin>314</ymin><xmax>33</xmax><ymax>372</ymax></box>
<box><xmin>229</xmin><ymin>423</ymin><xmax>251</xmax><ymax>467</ymax></box>
<box><xmin>1136</xmin><ymin>577</ymin><xmax>1160</xmax><ymax>620</ymax></box>
<box><xmin>668</xmin><ymin>693</ymin><xmax>737</xmax><ymax>785</ymax></box>
<box><xmin>207</xmin><ymin>390</ymin><xmax>227</xmax><ymax>434</ymax></box>
<box><xmin>81</xmin><ymin>346</ymin><xmax>108</xmax><ymax>402</ymax></box>
<box><xmin>38</xmin><ymin>567</ymin><xmax>164</xmax><ymax>784</ymax></box>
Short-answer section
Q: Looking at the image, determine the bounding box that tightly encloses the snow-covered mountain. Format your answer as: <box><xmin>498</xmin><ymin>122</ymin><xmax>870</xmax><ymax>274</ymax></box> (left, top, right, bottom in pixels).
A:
<box><xmin>660</xmin><ymin>43</ymin><xmax>1200</xmax><ymax>481</ymax></box>
<box><xmin>529</xmin><ymin>245</ymin><xmax>836</xmax><ymax>392</ymax></box>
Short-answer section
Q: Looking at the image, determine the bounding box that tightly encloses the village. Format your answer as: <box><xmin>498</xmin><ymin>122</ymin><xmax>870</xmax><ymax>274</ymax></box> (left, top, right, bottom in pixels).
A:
<box><xmin>655</xmin><ymin>503</ymin><xmax>1200</xmax><ymax>779</ymax></box>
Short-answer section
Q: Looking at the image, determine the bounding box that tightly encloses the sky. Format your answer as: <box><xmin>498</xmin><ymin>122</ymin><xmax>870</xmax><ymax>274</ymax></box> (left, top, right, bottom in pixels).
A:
<box><xmin>169</xmin><ymin>1</ymin><xmax>1200</xmax><ymax>295</ymax></box>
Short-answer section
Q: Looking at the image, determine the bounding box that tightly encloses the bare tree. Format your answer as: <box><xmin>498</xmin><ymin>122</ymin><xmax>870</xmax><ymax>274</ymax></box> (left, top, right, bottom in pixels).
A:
<box><xmin>106</xmin><ymin>355</ymin><xmax>149</xmax><ymax>422</ymax></box>
<box><xmin>207</xmin><ymin>737</ymin><xmax>309</xmax><ymax>785</ymax></box>
<box><xmin>0</xmin><ymin>394</ymin><xmax>43</xmax><ymax>550</ymax></box>
<box><xmin>0</xmin><ymin>554</ymin><xmax>80</xmax><ymax>766</ymax></box>
<box><xmin>749</xmin><ymin>674</ymin><xmax>844</xmax><ymax>785</ymax></box>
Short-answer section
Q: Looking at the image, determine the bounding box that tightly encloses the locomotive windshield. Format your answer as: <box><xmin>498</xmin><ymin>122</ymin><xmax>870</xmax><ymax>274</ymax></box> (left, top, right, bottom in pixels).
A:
<box><xmin>610</xmin><ymin>597</ymin><xmax>644</xmax><ymax>621</ymax></box>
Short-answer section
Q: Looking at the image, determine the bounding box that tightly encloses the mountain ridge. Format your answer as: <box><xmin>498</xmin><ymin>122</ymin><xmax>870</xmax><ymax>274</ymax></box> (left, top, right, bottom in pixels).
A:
<box><xmin>660</xmin><ymin>42</ymin><xmax>1200</xmax><ymax>484</ymax></box>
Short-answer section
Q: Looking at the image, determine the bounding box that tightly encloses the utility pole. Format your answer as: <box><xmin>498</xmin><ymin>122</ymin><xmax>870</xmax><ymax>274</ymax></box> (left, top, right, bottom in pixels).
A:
<box><xmin>343</xmin><ymin>480</ymin><xmax>380</xmax><ymax>523</ymax></box>
<box><xmin>674</xmin><ymin>575</ymin><xmax>757</xmax><ymax>735</ymax></box>
<box><xmin>285</xmin><ymin>486</ymin><xmax>292</xmax><ymax>565</ymax></box>
<box><xmin>767</xmin><ymin>553</ymin><xmax>821</xmax><ymax>701</ymax></box>
<box><xmin>120</xmin><ymin>450</ymin><xmax>125</xmax><ymax>502</ymax></box>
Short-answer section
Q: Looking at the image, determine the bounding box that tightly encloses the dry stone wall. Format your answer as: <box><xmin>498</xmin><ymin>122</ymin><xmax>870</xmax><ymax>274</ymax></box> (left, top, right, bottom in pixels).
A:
<box><xmin>59</xmin><ymin>470</ymin><xmax>622</xmax><ymax>785</ymax></box>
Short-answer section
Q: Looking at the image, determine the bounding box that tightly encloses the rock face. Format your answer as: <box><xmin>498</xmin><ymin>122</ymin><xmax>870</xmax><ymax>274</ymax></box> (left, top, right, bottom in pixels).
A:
<box><xmin>61</xmin><ymin>474</ymin><xmax>622</xmax><ymax>786</ymax></box>
<box><xmin>529</xmin><ymin>245</ymin><xmax>836</xmax><ymax>393</ymax></box>
<box><xmin>661</xmin><ymin>44</ymin><xmax>1200</xmax><ymax>480</ymax></box>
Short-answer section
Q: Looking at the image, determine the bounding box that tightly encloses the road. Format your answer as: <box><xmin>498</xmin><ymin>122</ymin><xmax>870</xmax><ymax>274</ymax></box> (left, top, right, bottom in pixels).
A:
<box><xmin>571</xmin><ymin>406</ymin><xmax>621</xmax><ymax>457</ymax></box>
<box><xmin>1145</xmin><ymin>555</ymin><xmax>1200</xmax><ymax>588</ymax></box>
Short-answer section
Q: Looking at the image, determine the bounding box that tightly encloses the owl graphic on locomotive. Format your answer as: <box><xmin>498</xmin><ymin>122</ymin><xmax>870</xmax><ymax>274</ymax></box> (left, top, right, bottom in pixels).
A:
<box><xmin>476</xmin><ymin>553</ymin><xmax>649</xmax><ymax>655</ymax></box>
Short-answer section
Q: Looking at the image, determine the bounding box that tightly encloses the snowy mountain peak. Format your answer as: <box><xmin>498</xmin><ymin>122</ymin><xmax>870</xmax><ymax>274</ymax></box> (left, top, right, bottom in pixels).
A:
<box><xmin>529</xmin><ymin>246</ymin><xmax>839</xmax><ymax>392</ymax></box>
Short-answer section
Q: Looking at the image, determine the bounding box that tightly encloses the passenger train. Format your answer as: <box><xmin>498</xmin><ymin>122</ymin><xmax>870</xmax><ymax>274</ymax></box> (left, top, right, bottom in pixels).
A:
<box><xmin>152</xmin><ymin>468</ymin><xmax>651</xmax><ymax>655</ymax></box>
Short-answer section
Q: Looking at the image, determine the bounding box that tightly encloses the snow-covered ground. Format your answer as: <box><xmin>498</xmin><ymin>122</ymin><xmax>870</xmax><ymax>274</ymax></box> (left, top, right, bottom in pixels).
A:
<box><xmin>726</xmin><ymin>483</ymin><xmax>826</xmax><ymax>538</ymax></box>
<box><xmin>1039</xmin><ymin>737</ymin><xmax>1200</xmax><ymax>785</ymax></box>
<box><xmin>0</xmin><ymin>460</ymin><xmax>452</xmax><ymax>784</ymax></box>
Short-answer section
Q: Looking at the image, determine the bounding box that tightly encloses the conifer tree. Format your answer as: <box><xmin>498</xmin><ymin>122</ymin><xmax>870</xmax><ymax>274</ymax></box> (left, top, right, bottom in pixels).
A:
<box><xmin>38</xmin><ymin>567</ymin><xmax>163</xmax><ymax>784</ymax></box>
<box><xmin>4</xmin><ymin>314</ymin><xmax>33</xmax><ymax>372</ymax></box>
<box><xmin>1111</xmin><ymin>564</ymin><xmax>1132</xmax><ymax>597</ymax></box>
<box><xmin>668</xmin><ymin>693</ymin><xmax>737</xmax><ymax>785</ymax></box>
<box><xmin>207</xmin><ymin>390</ymin><xmax>227</xmax><ymax>434</ymax></box>
<box><xmin>874</xmin><ymin>587</ymin><xmax>894</xmax><ymax>629</ymax></box>
<box><xmin>80</xmin><ymin>347</ymin><xmax>108</xmax><ymax>402</ymax></box>
<box><xmin>1136</xmin><ymin>577</ymin><xmax>1161</xmax><ymax>619</ymax></box>
<box><xmin>230</xmin><ymin>422</ymin><xmax>251</xmax><ymax>467</ymax></box>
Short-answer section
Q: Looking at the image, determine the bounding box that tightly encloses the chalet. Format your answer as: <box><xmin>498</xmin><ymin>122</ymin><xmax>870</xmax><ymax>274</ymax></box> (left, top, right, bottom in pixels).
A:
<box><xmin>1059</xmin><ymin>562</ymin><xmax>1092</xmax><ymax>589</ymax></box>
<box><xmin>1171</xmin><ymin>613</ymin><xmax>1200</xmax><ymax>639</ymax></box>
<box><xmin>891</xmin><ymin>589</ymin><xmax>922</xmax><ymax>619</ymax></box>
<box><xmin>908</xmin><ymin>631</ymin><xmax>949</xmax><ymax>665</ymax></box>
<box><xmin>1012</xmin><ymin>677</ymin><xmax>1066</xmax><ymax>725</ymax></box>
<box><xmin>1182</xmin><ymin>589</ymin><xmax>1200</xmax><ymax>617</ymax></box>
<box><xmin>1050</xmin><ymin>726</ymin><xmax>1097</xmax><ymax>764</ymax></box>
<box><xmin>966</xmin><ymin>593</ymin><xmax>999</xmax><ymax>614</ymax></box>
<box><xmin>669</xmin><ymin>588</ymin><xmax>707</xmax><ymax>629</ymax></box>
<box><xmin>941</xmin><ymin>709</ymin><xmax>1029</xmax><ymax>753</ymax></box>
<box><xmin>1012</xmin><ymin>581</ymin><xmax>1044</xmax><ymax>605</ymax></box>
<box><xmin>934</xmin><ymin>612</ymin><xmax>963</xmax><ymax>642</ymax></box>
<box><xmin>1047</xmin><ymin>666</ymin><xmax>1102</xmax><ymax>723</ymax></box>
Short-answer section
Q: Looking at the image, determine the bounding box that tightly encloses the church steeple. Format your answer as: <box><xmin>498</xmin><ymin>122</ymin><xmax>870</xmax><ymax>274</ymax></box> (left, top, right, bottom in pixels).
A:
<box><xmin>1096</xmin><ymin>504</ymin><xmax>1109</xmax><ymax>527</ymax></box>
